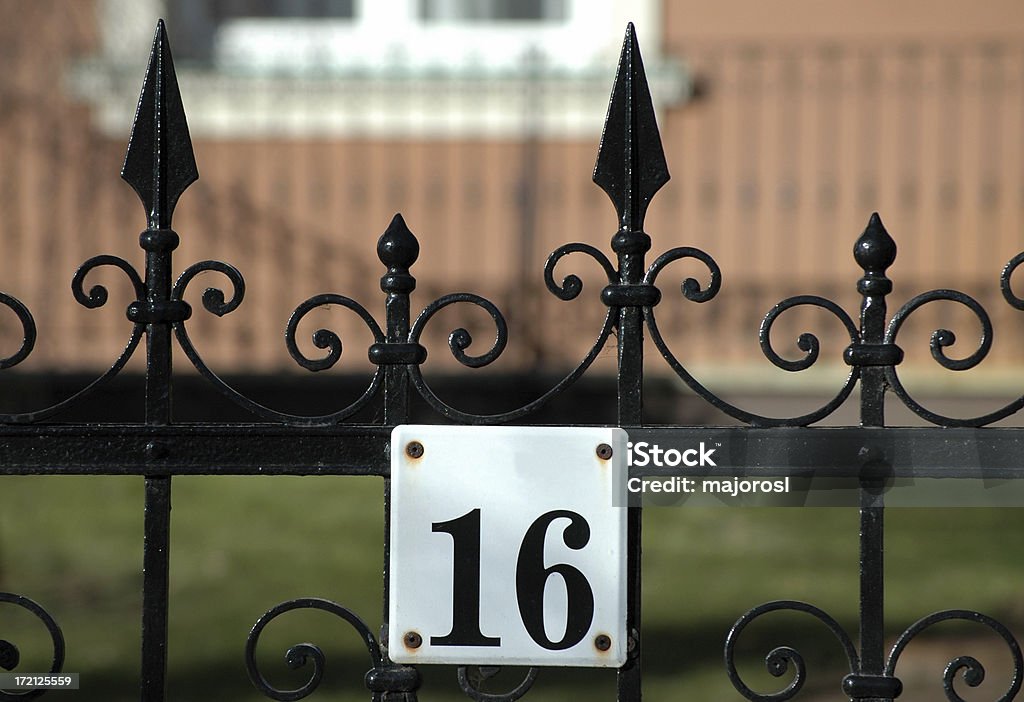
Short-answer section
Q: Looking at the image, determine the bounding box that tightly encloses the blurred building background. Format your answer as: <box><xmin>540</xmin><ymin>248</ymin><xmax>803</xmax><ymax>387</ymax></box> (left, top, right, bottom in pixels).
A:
<box><xmin>1</xmin><ymin>0</ymin><xmax>1024</xmax><ymax>415</ymax></box>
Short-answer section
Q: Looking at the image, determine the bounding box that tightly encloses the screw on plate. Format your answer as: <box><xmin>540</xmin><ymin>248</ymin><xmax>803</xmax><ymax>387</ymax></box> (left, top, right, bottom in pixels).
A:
<box><xmin>594</xmin><ymin>634</ymin><xmax>612</xmax><ymax>651</ymax></box>
<box><xmin>404</xmin><ymin>631</ymin><xmax>422</xmax><ymax>649</ymax></box>
<box><xmin>596</xmin><ymin>443</ymin><xmax>613</xmax><ymax>460</ymax></box>
<box><xmin>406</xmin><ymin>441</ymin><xmax>424</xmax><ymax>459</ymax></box>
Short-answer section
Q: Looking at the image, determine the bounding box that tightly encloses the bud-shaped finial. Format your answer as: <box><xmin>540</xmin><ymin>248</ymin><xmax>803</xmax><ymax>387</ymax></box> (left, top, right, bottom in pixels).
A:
<box><xmin>853</xmin><ymin>212</ymin><xmax>897</xmax><ymax>274</ymax></box>
<box><xmin>377</xmin><ymin>213</ymin><xmax>420</xmax><ymax>270</ymax></box>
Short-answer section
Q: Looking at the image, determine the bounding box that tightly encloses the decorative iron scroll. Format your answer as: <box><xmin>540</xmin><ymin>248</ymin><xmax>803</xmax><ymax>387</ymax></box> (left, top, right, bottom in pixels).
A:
<box><xmin>456</xmin><ymin>666</ymin><xmax>539</xmax><ymax>702</ymax></box>
<box><xmin>245</xmin><ymin>597</ymin><xmax>419</xmax><ymax>702</ymax></box>
<box><xmin>725</xmin><ymin>602</ymin><xmax>1024</xmax><ymax>702</ymax></box>
<box><xmin>0</xmin><ymin>593</ymin><xmax>65</xmax><ymax>702</ymax></box>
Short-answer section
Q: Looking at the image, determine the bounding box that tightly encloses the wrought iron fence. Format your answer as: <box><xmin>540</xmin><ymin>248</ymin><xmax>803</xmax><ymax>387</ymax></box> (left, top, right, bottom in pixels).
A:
<box><xmin>1</xmin><ymin>19</ymin><xmax>1023</xmax><ymax>702</ymax></box>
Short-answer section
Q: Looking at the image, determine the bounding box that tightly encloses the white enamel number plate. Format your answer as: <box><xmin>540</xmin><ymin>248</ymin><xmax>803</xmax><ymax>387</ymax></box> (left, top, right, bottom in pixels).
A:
<box><xmin>388</xmin><ymin>425</ymin><xmax>628</xmax><ymax>667</ymax></box>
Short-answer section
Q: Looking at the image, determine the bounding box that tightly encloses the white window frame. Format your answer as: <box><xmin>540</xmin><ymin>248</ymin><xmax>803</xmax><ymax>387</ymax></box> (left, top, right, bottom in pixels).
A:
<box><xmin>73</xmin><ymin>0</ymin><xmax>685</xmax><ymax>139</ymax></box>
<box><xmin>212</xmin><ymin>0</ymin><xmax>658</xmax><ymax>75</ymax></box>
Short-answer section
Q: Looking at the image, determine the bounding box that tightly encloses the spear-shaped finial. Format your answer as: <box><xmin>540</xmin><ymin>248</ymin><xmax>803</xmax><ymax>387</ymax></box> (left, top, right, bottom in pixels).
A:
<box><xmin>122</xmin><ymin>20</ymin><xmax>198</xmax><ymax>229</ymax></box>
<box><xmin>593</xmin><ymin>23</ymin><xmax>669</xmax><ymax>232</ymax></box>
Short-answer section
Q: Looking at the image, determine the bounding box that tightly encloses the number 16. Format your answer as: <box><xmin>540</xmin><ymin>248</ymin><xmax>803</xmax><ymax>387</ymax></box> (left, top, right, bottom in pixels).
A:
<box><xmin>431</xmin><ymin>508</ymin><xmax>596</xmax><ymax>650</ymax></box>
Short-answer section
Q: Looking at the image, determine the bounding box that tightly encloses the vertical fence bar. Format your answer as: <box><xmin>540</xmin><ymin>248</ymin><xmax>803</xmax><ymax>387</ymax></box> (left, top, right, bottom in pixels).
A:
<box><xmin>378</xmin><ymin>214</ymin><xmax>418</xmax><ymax>427</ymax></box>
<box><xmin>851</xmin><ymin>214</ymin><xmax>899</xmax><ymax>701</ymax></box>
<box><xmin>121</xmin><ymin>21</ymin><xmax>198</xmax><ymax>702</ymax></box>
<box><xmin>140</xmin><ymin>475</ymin><xmax>171</xmax><ymax>700</ymax></box>
<box><xmin>375</xmin><ymin>214</ymin><xmax>423</xmax><ymax>700</ymax></box>
<box><xmin>594</xmin><ymin>25</ymin><xmax>671</xmax><ymax>702</ymax></box>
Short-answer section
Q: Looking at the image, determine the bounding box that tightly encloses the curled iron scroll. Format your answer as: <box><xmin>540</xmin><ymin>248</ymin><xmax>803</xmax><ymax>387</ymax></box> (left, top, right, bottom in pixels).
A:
<box><xmin>644</xmin><ymin>246</ymin><xmax>722</xmax><ymax>304</ymax></box>
<box><xmin>724</xmin><ymin>600</ymin><xmax>859</xmax><ymax>702</ymax></box>
<box><xmin>71</xmin><ymin>254</ymin><xmax>146</xmax><ymax>310</ymax></box>
<box><xmin>0</xmin><ymin>593</ymin><xmax>65</xmax><ymax>702</ymax></box>
<box><xmin>885</xmin><ymin>289</ymin><xmax>992</xmax><ymax>373</ymax></box>
<box><xmin>245</xmin><ymin>597</ymin><xmax>383</xmax><ymax>702</ymax></box>
<box><xmin>172</xmin><ymin>267</ymin><xmax>385</xmax><ymax>424</ymax></box>
<box><xmin>456</xmin><ymin>666</ymin><xmax>539</xmax><ymax>702</ymax></box>
<box><xmin>404</xmin><ymin>238</ymin><xmax>622</xmax><ymax>423</ymax></box>
<box><xmin>171</xmin><ymin>260</ymin><xmax>245</xmax><ymax>317</ymax></box>
<box><xmin>543</xmin><ymin>243</ymin><xmax>617</xmax><ymax>301</ymax></box>
<box><xmin>407</xmin><ymin>295</ymin><xmax>616</xmax><ymax>424</ymax></box>
<box><xmin>644</xmin><ymin>251</ymin><xmax>860</xmax><ymax>426</ymax></box>
<box><xmin>0</xmin><ymin>256</ymin><xmax>145</xmax><ymax>423</ymax></box>
<box><xmin>1000</xmin><ymin>252</ymin><xmax>1024</xmax><ymax>310</ymax></box>
<box><xmin>885</xmin><ymin>610</ymin><xmax>1023</xmax><ymax>702</ymax></box>
<box><xmin>0</xmin><ymin>293</ymin><xmax>35</xmax><ymax>372</ymax></box>
<box><xmin>759</xmin><ymin>296</ymin><xmax>859</xmax><ymax>374</ymax></box>
<box><xmin>409</xmin><ymin>293</ymin><xmax>508</xmax><ymax>370</ymax></box>
<box><xmin>284</xmin><ymin>293</ymin><xmax>384</xmax><ymax>374</ymax></box>
<box><xmin>884</xmin><ymin>289</ymin><xmax>1024</xmax><ymax>426</ymax></box>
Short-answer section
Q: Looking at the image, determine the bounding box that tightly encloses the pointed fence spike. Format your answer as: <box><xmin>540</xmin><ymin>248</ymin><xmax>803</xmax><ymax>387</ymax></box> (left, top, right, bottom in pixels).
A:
<box><xmin>593</xmin><ymin>23</ymin><xmax>669</xmax><ymax>231</ymax></box>
<box><xmin>121</xmin><ymin>19</ymin><xmax>198</xmax><ymax>229</ymax></box>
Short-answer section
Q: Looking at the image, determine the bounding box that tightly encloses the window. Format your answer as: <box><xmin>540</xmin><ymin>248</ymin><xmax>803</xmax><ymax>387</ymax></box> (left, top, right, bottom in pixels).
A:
<box><xmin>209</xmin><ymin>0</ymin><xmax>355</xmax><ymax>19</ymax></box>
<box><xmin>73</xmin><ymin>0</ymin><xmax>686</xmax><ymax>139</ymax></box>
<box><xmin>170</xmin><ymin>0</ymin><xmax>634</xmax><ymax>74</ymax></box>
<box><xmin>418</xmin><ymin>0</ymin><xmax>567</xmax><ymax>22</ymax></box>
<box><xmin>169</xmin><ymin>0</ymin><xmax>356</xmax><ymax>62</ymax></box>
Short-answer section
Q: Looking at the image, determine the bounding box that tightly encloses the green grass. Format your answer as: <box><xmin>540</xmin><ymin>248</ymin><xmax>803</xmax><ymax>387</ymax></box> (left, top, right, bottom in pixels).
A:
<box><xmin>2</xmin><ymin>476</ymin><xmax>1023</xmax><ymax>701</ymax></box>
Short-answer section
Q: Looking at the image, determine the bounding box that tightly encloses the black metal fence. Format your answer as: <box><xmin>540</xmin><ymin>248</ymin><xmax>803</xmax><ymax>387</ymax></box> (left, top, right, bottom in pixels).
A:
<box><xmin>1</xmin><ymin>20</ymin><xmax>1023</xmax><ymax>702</ymax></box>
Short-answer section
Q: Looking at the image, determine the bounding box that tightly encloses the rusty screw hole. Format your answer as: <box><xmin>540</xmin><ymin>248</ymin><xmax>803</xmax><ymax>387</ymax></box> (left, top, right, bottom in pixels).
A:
<box><xmin>406</xmin><ymin>441</ymin><xmax>424</xmax><ymax>459</ymax></box>
<box><xmin>404</xmin><ymin>631</ymin><xmax>422</xmax><ymax>649</ymax></box>
<box><xmin>594</xmin><ymin>634</ymin><xmax>612</xmax><ymax>651</ymax></box>
<box><xmin>596</xmin><ymin>443</ymin><xmax>613</xmax><ymax>460</ymax></box>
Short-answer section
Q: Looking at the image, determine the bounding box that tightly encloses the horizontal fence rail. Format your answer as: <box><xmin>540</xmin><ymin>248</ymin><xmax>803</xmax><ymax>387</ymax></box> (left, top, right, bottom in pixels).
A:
<box><xmin>1</xmin><ymin>19</ymin><xmax>1023</xmax><ymax>702</ymax></box>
